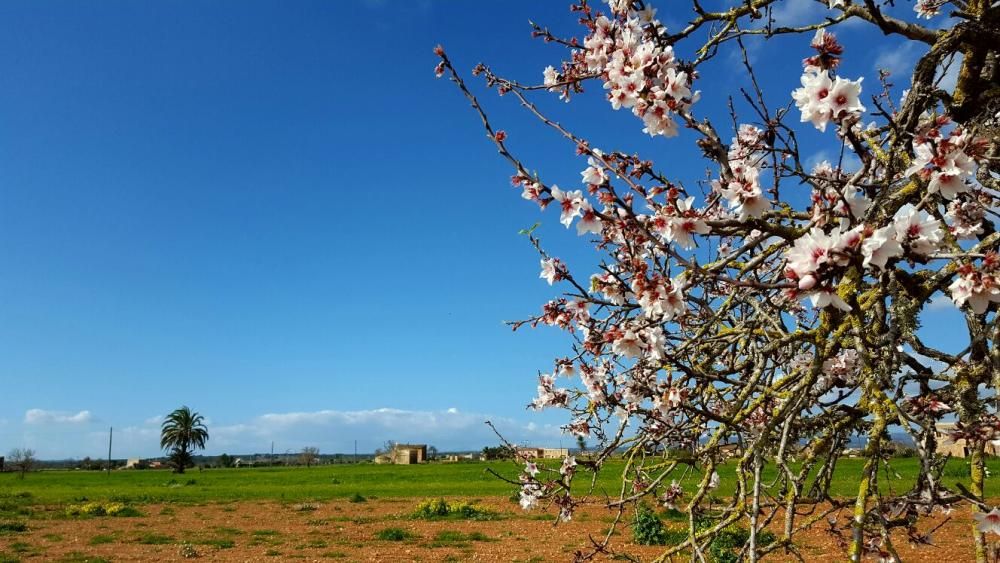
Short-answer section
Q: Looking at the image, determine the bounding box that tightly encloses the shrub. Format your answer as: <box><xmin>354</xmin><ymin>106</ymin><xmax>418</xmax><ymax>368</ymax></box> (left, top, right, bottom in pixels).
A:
<box><xmin>65</xmin><ymin>502</ymin><xmax>140</xmax><ymax>518</ymax></box>
<box><xmin>631</xmin><ymin>504</ymin><xmax>668</xmax><ymax>546</ymax></box>
<box><xmin>706</xmin><ymin>523</ymin><xmax>777</xmax><ymax>563</ymax></box>
<box><xmin>0</xmin><ymin>522</ymin><xmax>27</xmax><ymax>534</ymax></box>
<box><xmin>88</xmin><ymin>535</ymin><xmax>114</xmax><ymax>546</ymax></box>
<box><xmin>179</xmin><ymin>542</ymin><xmax>199</xmax><ymax>558</ymax></box>
<box><xmin>374</xmin><ymin>527</ymin><xmax>415</xmax><ymax>541</ymax></box>
<box><xmin>412</xmin><ymin>498</ymin><xmax>497</xmax><ymax>521</ymax></box>
<box><xmin>348</xmin><ymin>493</ymin><xmax>366</xmax><ymax>503</ymax></box>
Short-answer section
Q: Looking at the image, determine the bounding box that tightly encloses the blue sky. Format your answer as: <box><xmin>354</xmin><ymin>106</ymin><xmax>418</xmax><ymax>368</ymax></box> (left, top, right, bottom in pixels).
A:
<box><xmin>0</xmin><ymin>1</ymin><xmax>965</xmax><ymax>458</ymax></box>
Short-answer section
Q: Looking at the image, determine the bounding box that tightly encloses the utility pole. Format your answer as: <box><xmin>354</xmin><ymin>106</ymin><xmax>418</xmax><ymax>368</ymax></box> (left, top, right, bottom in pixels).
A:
<box><xmin>354</xmin><ymin>440</ymin><xmax>357</xmax><ymax>464</ymax></box>
<box><xmin>107</xmin><ymin>427</ymin><xmax>113</xmax><ymax>476</ymax></box>
<box><xmin>270</xmin><ymin>441</ymin><xmax>274</xmax><ymax>467</ymax></box>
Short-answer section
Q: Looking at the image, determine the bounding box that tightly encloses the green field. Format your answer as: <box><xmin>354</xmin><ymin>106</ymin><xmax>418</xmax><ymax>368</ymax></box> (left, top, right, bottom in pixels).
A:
<box><xmin>0</xmin><ymin>457</ymin><xmax>994</xmax><ymax>506</ymax></box>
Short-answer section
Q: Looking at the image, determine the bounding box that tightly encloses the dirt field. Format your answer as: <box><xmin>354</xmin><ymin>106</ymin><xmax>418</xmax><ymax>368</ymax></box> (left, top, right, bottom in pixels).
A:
<box><xmin>0</xmin><ymin>497</ymin><xmax>983</xmax><ymax>562</ymax></box>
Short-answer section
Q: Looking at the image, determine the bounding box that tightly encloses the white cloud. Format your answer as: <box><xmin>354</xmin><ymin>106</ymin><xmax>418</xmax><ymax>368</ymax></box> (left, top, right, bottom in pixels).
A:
<box><xmin>24</xmin><ymin>409</ymin><xmax>93</xmax><ymax>425</ymax></box>
<box><xmin>805</xmin><ymin>150</ymin><xmax>861</xmax><ymax>174</ymax></box>
<box><xmin>873</xmin><ymin>42</ymin><xmax>923</xmax><ymax>77</ymax></box>
<box><xmin>768</xmin><ymin>1</ymin><xmax>825</xmax><ymax>27</ymax></box>
<box><xmin>11</xmin><ymin>407</ymin><xmax>569</xmax><ymax>459</ymax></box>
<box><xmin>927</xmin><ymin>293</ymin><xmax>955</xmax><ymax>311</ymax></box>
<box><xmin>205</xmin><ymin>407</ymin><xmax>563</xmax><ymax>454</ymax></box>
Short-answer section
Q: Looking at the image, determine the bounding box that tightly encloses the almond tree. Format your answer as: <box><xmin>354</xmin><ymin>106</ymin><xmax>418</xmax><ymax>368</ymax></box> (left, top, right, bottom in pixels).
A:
<box><xmin>438</xmin><ymin>1</ymin><xmax>999</xmax><ymax>561</ymax></box>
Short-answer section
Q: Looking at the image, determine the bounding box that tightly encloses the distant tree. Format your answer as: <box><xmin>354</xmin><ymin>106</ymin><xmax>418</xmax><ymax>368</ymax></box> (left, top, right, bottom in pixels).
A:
<box><xmin>299</xmin><ymin>447</ymin><xmax>320</xmax><ymax>468</ymax></box>
<box><xmin>159</xmin><ymin>406</ymin><xmax>209</xmax><ymax>474</ymax></box>
<box><xmin>481</xmin><ymin>446</ymin><xmax>513</xmax><ymax>461</ymax></box>
<box><xmin>427</xmin><ymin>445</ymin><xmax>438</xmax><ymax>460</ymax></box>
<box><xmin>218</xmin><ymin>453</ymin><xmax>233</xmax><ymax>468</ymax></box>
<box><xmin>376</xmin><ymin>440</ymin><xmax>397</xmax><ymax>457</ymax></box>
<box><xmin>8</xmin><ymin>448</ymin><xmax>36</xmax><ymax>479</ymax></box>
<box><xmin>575</xmin><ymin>436</ymin><xmax>587</xmax><ymax>453</ymax></box>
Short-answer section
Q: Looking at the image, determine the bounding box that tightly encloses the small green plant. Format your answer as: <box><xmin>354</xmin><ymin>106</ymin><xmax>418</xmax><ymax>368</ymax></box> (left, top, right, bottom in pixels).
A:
<box><xmin>134</xmin><ymin>532</ymin><xmax>174</xmax><ymax>545</ymax></box>
<box><xmin>683</xmin><ymin>521</ymin><xmax>777</xmax><ymax>563</ymax></box>
<box><xmin>412</xmin><ymin>498</ymin><xmax>497</xmax><ymax>521</ymax></box>
<box><xmin>55</xmin><ymin>554</ymin><xmax>110</xmax><ymax>563</ymax></box>
<box><xmin>7</xmin><ymin>544</ymin><xmax>33</xmax><ymax>555</ymax></box>
<box><xmin>374</xmin><ymin>527</ymin><xmax>416</xmax><ymax>541</ymax></box>
<box><xmin>65</xmin><ymin>502</ymin><xmax>141</xmax><ymax>518</ymax></box>
<box><xmin>0</xmin><ymin>522</ymin><xmax>27</xmax><ymax>534</ymax></box>
<box><xmin>429</xmin><ymin>530</ymin><xmax>494</xmax><ymax>547</ymax></box>
<box><xmin>348</xmin><ymin>493</ymin><xmax>366</xmax><ymax>503</ymax></box>
<box><xmin>631</xmin><ymin>503</ymin><xmax>668</xmax><ymax>546</ymax></box>
<box><xmin>195</xmin><ymin>538</ymin><xmax>234</xmax><ymax>549</ymax></box>
<box><xmin>292</xmin><ymin>502</ymin><xmax>318</xmax><ymax>512</ymax></box>
<box><xmin>179</xmin><ymin>542</ymin><xmax>199</xmax><ymax>558</ymax></box>
<box><xmin>88</xmin><ymin>535</ymin><xmax>115</xmax><ymax>546</ymax></box>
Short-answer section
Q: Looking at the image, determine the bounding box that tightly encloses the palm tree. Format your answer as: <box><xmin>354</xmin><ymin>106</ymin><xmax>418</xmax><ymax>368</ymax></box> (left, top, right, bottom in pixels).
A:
<box><xmin>160</xmin><ymin>406</ymin><xmax>209</xmax><ymax>474</ymax></box>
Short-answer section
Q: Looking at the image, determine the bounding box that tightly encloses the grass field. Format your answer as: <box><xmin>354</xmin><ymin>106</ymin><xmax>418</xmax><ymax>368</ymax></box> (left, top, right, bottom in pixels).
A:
<box><xmin>0</xmin><ymin>456</ymin><xmax>995</xmax><ymax>505</ymax></box>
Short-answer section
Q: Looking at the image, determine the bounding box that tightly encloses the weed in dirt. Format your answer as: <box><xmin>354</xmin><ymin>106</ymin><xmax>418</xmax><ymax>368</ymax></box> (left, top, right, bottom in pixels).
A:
<box><xmin>631</xmin><ymin>503</ymin><xmax>669</xmax><ymax>545</ymax></box>
<box><xmin>195</xmin><ymin>538</ymin><xmax>235</xmax><ymax>549</ymax></box>
<box><xmin>0</xmin><ymin>503</ymin><xmax>32</xmax><ymax>519</ymax></box>
<box><xmin>265</xmin><ymin>549</ymin><xmax>282</xmax><ymax>557</ymax></box>
<box><xmin>250</xmin><ymin>529</ymin><xmax>284</xmax><ymax>546</ymax></box>
<box><xmin>179</xmin><ymin>542</ymin><xmax>199</xmax><ymax>559</ymax></box>
<box><xmin>411</xmin><ymin>498</ymin><xmax>498</xmax><ymax>521</ymax></box>
<box><xmin>55</xmin><ymin>554</ymin><xmax>110</xmax><ymax>563</ymax></box>
<box><xmin>42</xmin><ymin>533</ymin><xmax>63</xmax><ymax>542</ymax></box>
<box><xmin>7</xmin><ymin>543</ymin><xmax>36</xmax><ymax>556</ymax></box>
<box><xmin>133</xmin><ymin>532</ymin><xmax>174</xmax><ymax>545</ymax></box>
<box><xmin>427</xmin><ymin>529</ymin><xmax>495</xmax><ymax>548</ymax></box>
<box><xmin>65</xmin><ymin>502</ymin><xmax>141</xmax><ymax>518</ymax></box>
<box><xmin>0</xmin><ymin>552</ymin><xmax>18</xmax><ymax>563</ymax></box>
<box><xmin>0</xmin><ymin>521</ymin><xmax>27</xmax><ymax>534</ymax></box>
<box><xmin>523</xmin><ymin>513</ymin><xmax>556</xmax><ymax>521</ymax></box>
<box><xmin>320</xmin><ymin>552</ymin><xmax>347</xmax><ymax>559</ymax></box>
<box><xmin>88</xmin><ymin>535</ymin><xmax>115</xmax><ymax>546</ymax></box>
<box><xmin>374</xmin><ymin>527</ymin><xmax>417</xmax><ymax>541</ymax></box>
<box><xmin>352</xmin><ymin>516</ymin><xmax>379</xmax><ymax>524</ymax></box>
<box><xmin>348</xmin><ymin>493</ymin><xmax>366</xmax><ymax>503</ymax></box>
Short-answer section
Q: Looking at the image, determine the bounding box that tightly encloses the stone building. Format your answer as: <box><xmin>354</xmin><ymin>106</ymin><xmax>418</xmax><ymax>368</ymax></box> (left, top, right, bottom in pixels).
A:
<box><xmin>516</xmin><ymin>447</ymin><xmax>570</xmax><ymax>460</ymax></box>
<box><xmin>935</xmin><ymin>423</ymin><xmax>1000</xmax><ymax>458</ymax></box>
<box><xmin>391</xmin><ymin>444</ymin><xmax>427</xmax><ymax>464</ymax></box>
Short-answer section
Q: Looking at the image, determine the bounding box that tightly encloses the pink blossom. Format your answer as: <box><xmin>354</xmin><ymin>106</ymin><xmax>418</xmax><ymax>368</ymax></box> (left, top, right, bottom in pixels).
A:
<box><xmin>550</xmin><ymin>186</ymin><xmax>585</xmax><ymax>228</ymax></box>
<box><xmin>540</xmin><ymin>258</ymin><xmax>563</xmax><ymax>285</ymax></box>
<box><xmin>892</xmin><ymin>204</ymin><xmax>943</xmax><ymax>256</ymax></box>
<box><xmin>974</xmin><ymin>508</ymin><xmax>1000</xmax><ymax>535</ymax></box>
